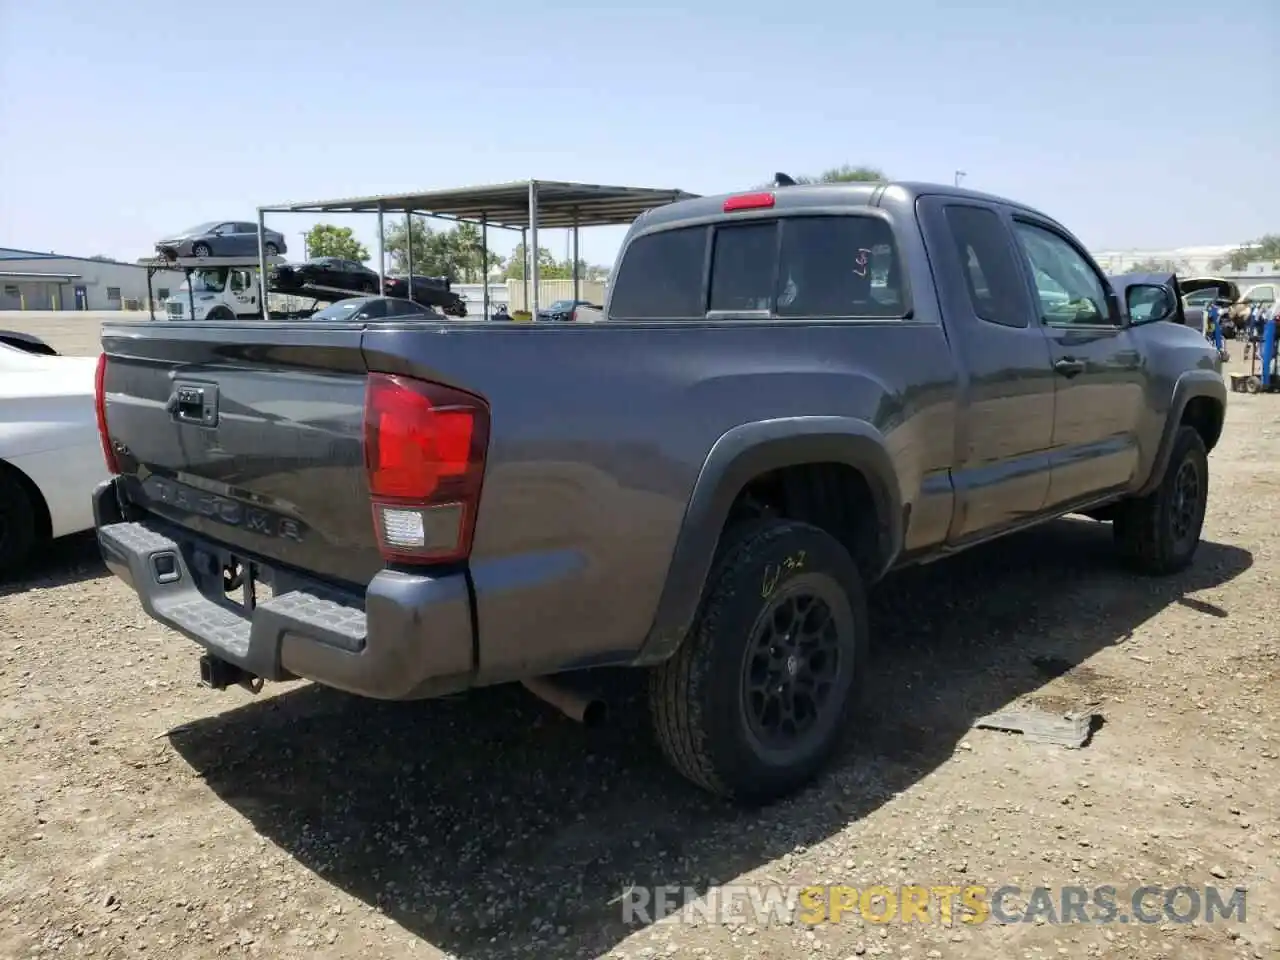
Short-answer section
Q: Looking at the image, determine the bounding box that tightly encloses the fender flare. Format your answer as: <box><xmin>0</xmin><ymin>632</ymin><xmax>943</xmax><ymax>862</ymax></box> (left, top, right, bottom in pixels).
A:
<box><xmin>634</xmin><ymin>417</ymin><xmax>903</xmax><ymax>664</ymax></box>
<box><xmin>1136</xmin><ymin>370</ymin><xmax>1226</xmax><ymax>497</ymax></box>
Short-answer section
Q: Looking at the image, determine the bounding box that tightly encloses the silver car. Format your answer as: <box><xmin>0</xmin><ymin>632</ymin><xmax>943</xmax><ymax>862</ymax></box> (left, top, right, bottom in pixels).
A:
<box><xmin>155</xmin><ymin>221</ymin><xmax>287</xmax><ymax>260</ymax></box>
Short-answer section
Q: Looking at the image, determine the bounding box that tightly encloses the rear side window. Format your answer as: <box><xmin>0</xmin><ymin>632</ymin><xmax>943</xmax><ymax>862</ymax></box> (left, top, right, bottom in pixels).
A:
<box><xmin>775</xmin><ymin>216</ymin><xmax>903</xmax><ymax>318</ymax></box>
<box><xmin>943</xmin><ymin>205</ymin><xmax>1029</xmax><ymax>328</ymax></box>
<box><xmin>608</xmin><ymin>226</ymin><xmax>707</xmax><ymax>319</ymax></box>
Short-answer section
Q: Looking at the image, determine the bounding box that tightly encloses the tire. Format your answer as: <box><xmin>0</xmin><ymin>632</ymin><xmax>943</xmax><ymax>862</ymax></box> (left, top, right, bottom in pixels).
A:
<box><xmin>264</xmin><ymin>242</ymin><xmax>279</xmax><ymax>257</ymax></box>
<box><xmin>1113</xmin><ymin>425</ymin><xmax>1208</xmax><ymax>575</ymax></box>
<box><xmin>191</xmin><ymin>242</ymin><xmax>212</xmax><ymax>258</ymax></box>
<box><xmin>0</xmin><ymin>468</ymin><xmax>40</xmax><ymax>576</ymax></box>
<box><xmin>649</xmin><ymin>519</ymin><xmax>867</xmax><ymax>804</ymax></box>
<box><xmin>206</xmin><ymin>306</ymin><xmax>235</xmax><ymax>322</ymax></box>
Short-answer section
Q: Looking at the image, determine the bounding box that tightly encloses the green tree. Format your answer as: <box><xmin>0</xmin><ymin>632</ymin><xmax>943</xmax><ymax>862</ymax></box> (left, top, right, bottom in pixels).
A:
<box><xmin>797</xmin><ymin>164</ymin><xmax>888</xmax><ymax>184</ymax></box>
<box><xmin>1213</xmin><ymin>234</ymin><xmax>1280</xmax><ymax>271</ymax></box>
<box><xmin>304</xmin><ymin>223</ymin><xmax>369</xmax><ymax>262</ymax></box>
<box><xmin>503</xmin><ymin>243</ymin><xmax>567</xmax><ymax>280</ymax></box>
<box><xmin>383</xmin><ymin>219</ymin><xmax>502</xmax><ymax>280</ymax></box>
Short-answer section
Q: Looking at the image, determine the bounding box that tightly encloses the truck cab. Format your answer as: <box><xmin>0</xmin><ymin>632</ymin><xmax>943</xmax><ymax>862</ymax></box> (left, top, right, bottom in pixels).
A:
<box><xmin>164</xmin><ymin>266</ymin><xmax>260</xmax><ymax>321</ymax></box>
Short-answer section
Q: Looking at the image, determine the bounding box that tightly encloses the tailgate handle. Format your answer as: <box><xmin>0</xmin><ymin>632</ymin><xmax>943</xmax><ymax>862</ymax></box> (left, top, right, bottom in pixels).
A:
<box><xmin>167</xmin><ymin>382</ymin><xmax>219</xmax><ymax>426</ymax></box>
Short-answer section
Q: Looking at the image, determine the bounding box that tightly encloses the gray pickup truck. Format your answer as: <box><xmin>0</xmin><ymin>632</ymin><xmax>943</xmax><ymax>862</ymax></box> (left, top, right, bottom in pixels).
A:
<box><xmin>93</xmin><ymin>181</ymin><xmax>1225</xmax><ymax>804</ymax></box>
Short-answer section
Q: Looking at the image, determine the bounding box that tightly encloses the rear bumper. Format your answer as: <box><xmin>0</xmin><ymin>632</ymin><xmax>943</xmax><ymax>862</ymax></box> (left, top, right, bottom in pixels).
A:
<box><xmin>93</xmin><ymin>480</ymin><xmax>475</xmax><ymax>700</ymax></box>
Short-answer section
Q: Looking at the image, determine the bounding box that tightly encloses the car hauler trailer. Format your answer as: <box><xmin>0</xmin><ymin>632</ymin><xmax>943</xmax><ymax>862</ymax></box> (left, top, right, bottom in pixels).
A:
<box><xmin>141</xmin><ymin>256</ymin><xmax>398</xmax><ymax>321</ymax></box>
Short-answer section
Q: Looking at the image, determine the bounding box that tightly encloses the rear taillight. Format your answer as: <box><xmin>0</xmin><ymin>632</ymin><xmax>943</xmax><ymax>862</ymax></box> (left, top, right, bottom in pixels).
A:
<box><xmin>94</xmin><ymin>353</ymin><xmax>119</xmax><ymax>475</ymax></box>
<box><xmin>362</xmin><ymin>373</ymin><xmax>489</xmax><ymax>564</ymax></box>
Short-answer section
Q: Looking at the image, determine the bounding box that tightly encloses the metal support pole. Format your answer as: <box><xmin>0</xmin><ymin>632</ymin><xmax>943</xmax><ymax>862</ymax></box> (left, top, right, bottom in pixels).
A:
<box><xmin>187</xmin><ymin>268</ymin><xmax>196</xmax><ymax>321</ymax></box>
<box><xmin>481</xmin><ymin>214</ymin><xmax>490</xmax><ymax>320</ymax></box>
<box><xmin>257</xmin><ymin>209</ymin><xmax>269</xmax><ymax>318</ymax></box>
<box><xmin>572</xmin><ymin>210</ymin><xmax>580</xmax><ymax>304</ymax></box>
<box><xmin>528</xmin><ymin>180</ymin><xmax>540</xmax><ymax>317</ymax></box>
<box><xmin>521</xmin><ymin>227</ymin><xmax>529</xmax><ymax>315</ymax></box>
<box><xmin>405</xmin><ymin>211</ymin><xmax>414</xmax><ymax>287</ymax></box>
<box><xmin>376</xmin><ymin>204</ymin><xmax>386</xmax><ymax>295</ymax></box>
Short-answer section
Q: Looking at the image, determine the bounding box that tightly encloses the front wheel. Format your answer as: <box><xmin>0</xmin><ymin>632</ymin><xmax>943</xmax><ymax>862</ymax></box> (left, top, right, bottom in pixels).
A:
<box><xmin>649</xmin><ymin>519</ymin><xmax>867</xmax><ymax>804</ymax></box>
<box><xmin>264</xmin><ymin>242</ymin><xmax>279</xmax><ymax>257</ymax></box>
<box><xmin>191</xmin><ymin>242</ymin><xmax>212</xmax><ymax>258</ymax></box>
<box><xmin>1113</xmin><ymin>425</ymin><xmax>1208</xmax><ymax>574</ymax></box>
<box><xmin>205</xmin><ymin>305</ymin><xmax>236</xmax><ymax>322</ymax></box>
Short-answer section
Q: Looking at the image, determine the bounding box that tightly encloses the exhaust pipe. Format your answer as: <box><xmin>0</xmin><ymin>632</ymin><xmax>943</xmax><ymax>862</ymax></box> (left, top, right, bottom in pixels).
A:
<box><xmin>522</xmin><ymin>676</ymin><xmax>607</xmax><ymax>727</ymax></box>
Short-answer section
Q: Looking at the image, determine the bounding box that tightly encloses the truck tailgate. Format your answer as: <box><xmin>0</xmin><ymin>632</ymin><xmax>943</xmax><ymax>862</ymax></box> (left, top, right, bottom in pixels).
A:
<box><xmin>100</xmin><ymin>322</ymin><xmax>382</xmax><ymax>587</ymax></box>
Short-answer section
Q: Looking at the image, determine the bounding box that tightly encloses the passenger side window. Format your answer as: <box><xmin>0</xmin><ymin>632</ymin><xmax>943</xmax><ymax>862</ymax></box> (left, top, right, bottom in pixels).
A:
<box><xmin>775</xmin><ymin>216</ymin><xmax>905</xmax><ymax>318</ymax></box>
<box><xmin>709</xmin><ymin>222</ymin><xmax>776</xmax><ymax>312</ymax></box>
<box><xmin>942</xmin><ymin>205</ymin><xmax>1029</xmax><ymax>328</ymax></box>
<box><xmin>229</xmin><ymin>270</ymin><xmax>247</xmax><ymax>292</ymax></box>
<box><xmin>608</xmin><ymin>226</ymin><xmax>708</xmax><ymax>319</ymax></box>
<box><xmin>1013</xmin><ymin>222</ymin><xmax>1115</xmax><ymax>326</ymax></box>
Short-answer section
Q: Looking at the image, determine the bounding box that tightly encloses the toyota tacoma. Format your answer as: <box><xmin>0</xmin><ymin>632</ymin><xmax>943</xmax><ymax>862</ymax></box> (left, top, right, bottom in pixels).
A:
<box><xmin>93</xmin><ymin>181</ymin><xmax>1225</xmax><ymax>803</ymax></box>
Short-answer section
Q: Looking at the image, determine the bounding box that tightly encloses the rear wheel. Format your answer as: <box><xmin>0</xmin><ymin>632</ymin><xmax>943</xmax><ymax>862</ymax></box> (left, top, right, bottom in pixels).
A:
<box><xmin>1113</xmin><ymin>425</ymin><xmax>1208</xmax><ymax>574</ymax></box>
<box><xmin>191</xmin><ymin>242</ymin><xmax>212</xmax><ymax>257</ymax></box>
<box><xmin>0</xmin><ymin>469</ymin><xmax>41</xmax><ymax>576</ymax></box>
<box><xmin>264</xmin><ymin>242</ymin><xmax>279</xmax><ymax>257</ymax></box>
<box><xmin>649</xmin><ymin>519</ymin><xmax>867</xmax><ymax>804</ymax></box>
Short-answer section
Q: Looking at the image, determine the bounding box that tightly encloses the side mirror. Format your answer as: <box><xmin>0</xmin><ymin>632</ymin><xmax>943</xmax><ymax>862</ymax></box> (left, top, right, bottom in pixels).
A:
<box><xmin>1126</xmin><ymin>283</ymin><xmax>1176</xmax><ymax>325</ymax></box>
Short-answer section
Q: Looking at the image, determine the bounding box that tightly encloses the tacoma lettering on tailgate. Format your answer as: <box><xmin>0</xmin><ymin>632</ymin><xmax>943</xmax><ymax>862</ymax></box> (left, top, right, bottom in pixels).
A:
<box><xmin>142</xmin><ymin>476</ymin><xmax>305</xmax><ymax>543</ymax></box>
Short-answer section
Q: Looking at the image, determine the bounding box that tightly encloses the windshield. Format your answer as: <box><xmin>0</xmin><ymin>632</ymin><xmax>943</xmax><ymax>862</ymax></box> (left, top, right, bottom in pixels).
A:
<box><xmin>548</xmin><ymin>300</ymin><xmax>575</xmax><ymax>311</ymax></box>
<box><xmin>179</xmin><ymin>269</ymin><xmax>228</xmax><ymax>294</ymax></box>
<box><xmin>311</xmin><ymin>299</ymin><xmax>367</xmax><ymax>321</ymax></box>
<box><xmin>178</xmin><ymin>222</ymin><xmax>219</xmax><ymax>236</ymax></box>
<box><xmin>179</xmin><ymin>269</ymin><xmax>228</xmax><ymax>293</ymax></box>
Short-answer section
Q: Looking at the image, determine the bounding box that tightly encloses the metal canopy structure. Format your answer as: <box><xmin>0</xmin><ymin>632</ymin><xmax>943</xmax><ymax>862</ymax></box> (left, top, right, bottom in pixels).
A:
<box><xmin>256</xmin><ymin>179</ymin><xmax>699</xmax><ymax>317</ymax></box>
<box><xmin>260</xmin><ymin>180</ymin><xmax>697</xmax><ymax>230</ymax></box>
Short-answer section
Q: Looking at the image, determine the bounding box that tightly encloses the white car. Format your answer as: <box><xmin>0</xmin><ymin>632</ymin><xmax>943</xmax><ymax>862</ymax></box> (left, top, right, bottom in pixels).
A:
<box><xmin>0</xmin><ymin>340</ymin><xmax>109</xmax><ymax>573</ymax></box>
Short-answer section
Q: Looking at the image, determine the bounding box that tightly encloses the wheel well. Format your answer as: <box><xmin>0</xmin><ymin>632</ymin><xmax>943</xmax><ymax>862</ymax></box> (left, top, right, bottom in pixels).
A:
<box><xmin>725</xmin><ymin>462</ymin><xmax>885</xmax><ymax>579</ymax></box>
<box><xmin>1181</xmin><ymin>396</ymin><xmax>1223</xmax><ymax>453</ymax></box>
<box><xmin>0</xmin><ymin>459</ymin><xmax>51</xmax><ymax>541</ymax></box>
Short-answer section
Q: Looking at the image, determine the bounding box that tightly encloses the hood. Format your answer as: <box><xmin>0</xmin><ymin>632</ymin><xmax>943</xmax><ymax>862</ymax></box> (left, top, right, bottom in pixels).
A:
<box><xmin>1178</xmin><ymin>276</ymin><xmax>1239</xmax><ymax>301</ymax></box>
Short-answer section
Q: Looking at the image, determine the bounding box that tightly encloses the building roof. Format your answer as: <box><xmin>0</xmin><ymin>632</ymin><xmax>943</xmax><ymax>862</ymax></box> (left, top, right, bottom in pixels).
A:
<box><xmin>0</xmin><ymin>269</ymin><xmax>82</xmax><ymax>281</ymax></box>
<box><xmin>0</xmin><ymin>247</ymin><xmax>167</xmax><ymax>270</ymax></box>
<box><xmin>259</xmin><ymin>180</ymin><xmax>700</xmax><ymax>230</ymax></box>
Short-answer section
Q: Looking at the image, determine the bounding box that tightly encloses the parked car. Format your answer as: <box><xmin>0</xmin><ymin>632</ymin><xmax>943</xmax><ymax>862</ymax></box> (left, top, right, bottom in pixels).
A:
<box><xmin>93</xmin><ymin>180</ymin><xmax>1224</xmax><ymax>804</ymax></box>
<box><xmin>1178</xmin><ymin>277</ymin><xmax>1240</xmax><ymax>338</ymax></box>
<box><xmin>0</xmin><ymin>330</ymin><xmax>59</xmax><ymax>356</ymax></box>
<box><xmin>155</xmin><ymin>222</ymin><xmax>287</xmax><ymax>260</ymax></box>
<box><xmin>1</xmin><ymin>343</ymin><xmax>110</xmax><ymax>572</ymax></box>
<box><xmin>308</xmin><ymin>296</ymin><xmax>441</xmax><ymax>322</ymax></box>
<box><xmin>270</xmin><ymin>257</ymin><xmax>379</xmax><ymax>295</ymax></box>
<box><xmin>536</xmin><ymin>299</ymin><xmax>600</xmax><ymax>322</ymax></box>
<box><xmin>1227</xmin><ymin>281</ymin><xmax>1277</xmax><ymax>327</ymax></box>
<box><xmin>384</xmin><ymin>275</ymin><xmax>468</xmax><ymax>317</ymax></box>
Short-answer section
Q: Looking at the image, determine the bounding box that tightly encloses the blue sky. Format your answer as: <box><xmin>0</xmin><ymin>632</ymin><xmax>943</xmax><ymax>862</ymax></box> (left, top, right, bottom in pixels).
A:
<box><xmin>2</xmin><ymin>0</ymin><xmax>1276</xmax><ymax>269</ymax></box>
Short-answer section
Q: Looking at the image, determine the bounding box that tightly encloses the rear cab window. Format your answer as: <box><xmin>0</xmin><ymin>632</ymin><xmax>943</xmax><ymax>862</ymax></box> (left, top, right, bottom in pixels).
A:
<box><xmin>608</xmin><ymin>213</ymin><xmax>908</xmax><ymax>321</ymax></box>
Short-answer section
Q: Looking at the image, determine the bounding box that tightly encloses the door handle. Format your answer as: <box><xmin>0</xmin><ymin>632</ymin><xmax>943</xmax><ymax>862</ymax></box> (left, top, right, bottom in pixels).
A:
<box><xmin>1054</xmin><ymin>357</ymin><xmax>1086</xmax><ymax>377</ymax></box>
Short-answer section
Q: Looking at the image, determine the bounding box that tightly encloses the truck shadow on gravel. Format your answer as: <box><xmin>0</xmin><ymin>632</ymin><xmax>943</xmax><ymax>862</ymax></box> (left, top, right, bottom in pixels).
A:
<box><xmin>168</xmin><ymin>518</ymin><xmax>1251</xmax><ymax>960</ymax></box>
<box><xmin>0</xmin><ymin>532</ymin><xmax>106</xmax><ymax>596</ymax></box>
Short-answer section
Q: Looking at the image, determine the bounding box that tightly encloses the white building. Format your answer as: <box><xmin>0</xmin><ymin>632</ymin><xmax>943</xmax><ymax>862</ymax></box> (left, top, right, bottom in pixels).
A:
<box><xmin>1089</xmin><ymin>244</ymin><xmax>1243</xmax><ymax>276</ymax></box>
<box><xmin>0</xmin><ymin>247</ymin><xmax>185</xmax><ymax>311</ymax></box>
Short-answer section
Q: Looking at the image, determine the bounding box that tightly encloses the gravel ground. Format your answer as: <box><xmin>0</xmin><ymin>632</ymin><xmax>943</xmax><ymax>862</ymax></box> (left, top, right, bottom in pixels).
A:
<box><xmin>1</xmin><ymin>315</ymin><xmax>1277</xmax><ymax>959</ymax></box>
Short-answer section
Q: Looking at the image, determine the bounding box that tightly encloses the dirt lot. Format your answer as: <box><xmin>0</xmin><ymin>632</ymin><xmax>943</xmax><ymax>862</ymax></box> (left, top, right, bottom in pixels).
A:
<box><xmin>1</xmin><ymin>315</ymin><xmax>1277</xmax><ymax>959</ymax></box>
